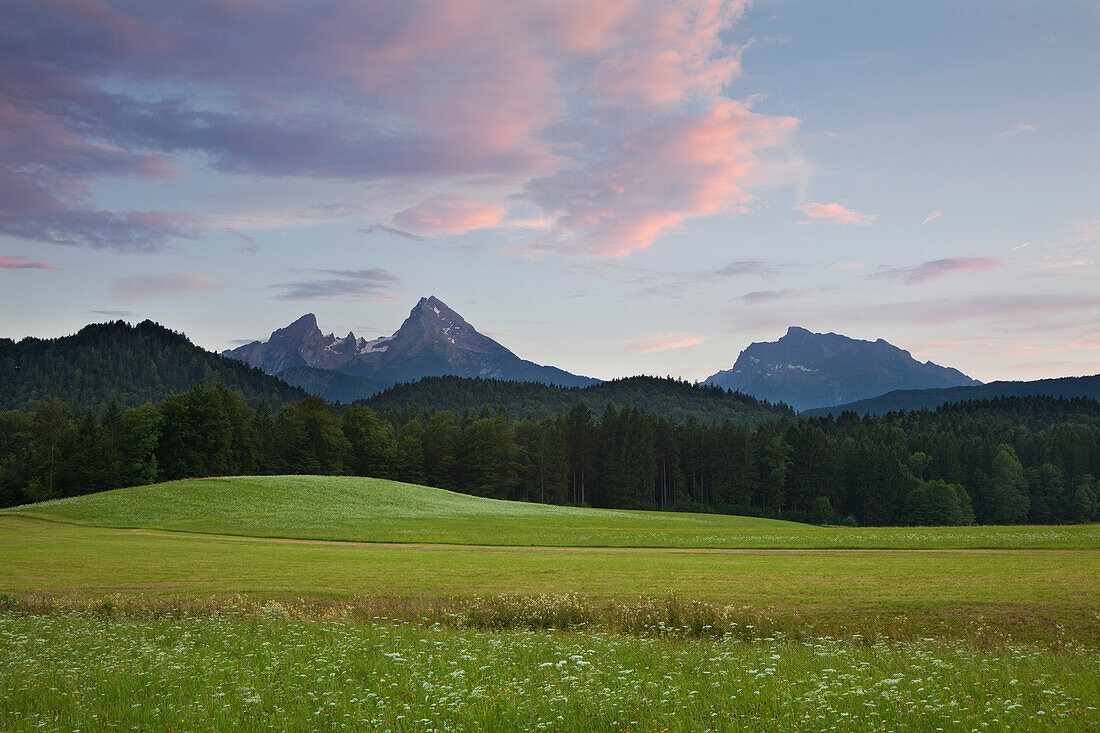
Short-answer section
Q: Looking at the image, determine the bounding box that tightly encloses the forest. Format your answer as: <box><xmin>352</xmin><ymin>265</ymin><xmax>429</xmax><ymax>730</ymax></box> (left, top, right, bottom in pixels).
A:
<box><xmin>0</xmin><ymin>321</ymin><xmax>306</xmax><ymax>411</ymax></box>
<box><xmin>2</xmin><ymin>383</ymin><xmax>1097</xmax><ymax>526</ymax></box>
<box><xmin>364</xmin><ymin>375</ymin><xmax>791</xmax><ymax>425</ymax></box>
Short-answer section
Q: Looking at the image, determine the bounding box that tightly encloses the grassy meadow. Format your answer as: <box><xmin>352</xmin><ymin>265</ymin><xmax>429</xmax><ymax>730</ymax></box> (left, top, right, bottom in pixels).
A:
<box><xmin>0</xmin><ymin>515</ymin><xmax>1097</xmax><ymax>645</ymax></box>
<box><xmin>7</xmin><ymin>475</ymin><xmax>1099</xmax><ymax>549</ymax></box>
<box><xmin>1</xmin><ymin>611</ymin><xmax>1096</xmax><ymax>732</ymax></box>
<box><xmin>1</xmin><ymin>475</ymin><xmax>1098</xmax><ymax>731</ymax></box>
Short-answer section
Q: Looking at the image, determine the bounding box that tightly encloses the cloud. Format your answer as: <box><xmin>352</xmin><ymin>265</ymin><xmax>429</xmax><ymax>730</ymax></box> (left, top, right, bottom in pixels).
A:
<box><xmin>798</xmin><ymin>202</ymin><xmax>876</xmax><ymax>226</ymax></box>
<box><xmin>997</xmin><ymin>123</ymin><xmax>1035</xmax><ymax>137</ymax></box>
<box><xmin>732</xmin><ymin>293</ymin><xmax>1100</xmax><ymax>334</ymax></box>
<box><xmin>0</xmin><ymin>255</ymin><xmax>57</xmax><ymax>270</ymax></box>
<box><xmin>624</xmin><ymin>332</ymin><xmax>710</xmax><ymax>354</ymax></box>
<box><xmin>528</xmin><ymin>100</ymin><xmax>798</xmax><ymax>257</ymax></box>
<box><xmin>921</xmin><ymin>210</ymin><xmax>942</xmax><ymax>225</ymax></box>
<box><xmin>711</xmin><ymin>260</ymin><xmax>784</xmax><ymax>278</ymax></box>
<box><xmin>391</xmin><ymin>196</ymin><xmax>508</xmax><ymax>237</ymax></box>
<box><xmin>1039</xmin><ymin>258</ymin><xmax>1093</xmax><ymax>271</ymax></box>
<box><xmin>0</xmin><ymin>0</ymin><xmax>793</xmax><ymax>257</ymax></box>
<box><xmin>360</xmin><ymin>224</ymin><xmax>426</xmax><ymax>242</ymax></box>
<box><xmin>272</xmin><ymin>268</ymin><xmax>399</xmax><ymax>301</ymax></box>
<box><xmin>871</xmin><ymin>257</ymin><xmax>1001</xmax><ymax>284</ymax></box>
<box><xmin>0</xmin><ymin>104</ymin><xmax>200</xmax><ymax>251</ymax></box>
<box><xmin>90</xmin><ymin>309</ymin><xmax>133</xmax><ymax>318</ymax></box>
<box><xmin>110</xmin><ymin>273</ymin><xmax>220</xmax><ymax>303</ymax></box>
<box><xmin>824</xmin><ymin>260</ymin><xmax>868</xmax><ymax>272</ymax></box>
<box><xmin>740</xmin><ymin>288</ymin><xmax>804</xmax><ymax>304</ymax></box>
<box><xmin>593</xmin><ymin>258</ymin><xmax>786</xmax><ymax>298</ymax></box>
<box><xmin>1011</xmin><ymin>242</ymin><xmax>1030</xmax><ymax>251</ymax></box>
<box><xmin>869</xmin><ymin>293</ymin><xmax>1100</xmax><ymax>326</ymax></box>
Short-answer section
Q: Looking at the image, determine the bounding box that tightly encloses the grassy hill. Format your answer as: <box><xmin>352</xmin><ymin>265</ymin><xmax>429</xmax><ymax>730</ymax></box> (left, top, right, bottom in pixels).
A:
<box><xmin>7</xmin><ymin>475</ymin><xmax>1097</xmax><ymax>549</ymax></box>
<box><xmin>364</xmin><ymin>375</ymin><xmax>793</xmax><ymax>425</ymax></box>
<box><xmin>802</xmin><ymin>374</ymin><xmax>1100</xmax><ymax>417</ymax></box>
<box><xmin>0</xmin><ymin>320</ymin><xmax>306</xmax><ymax>411</ymax></box>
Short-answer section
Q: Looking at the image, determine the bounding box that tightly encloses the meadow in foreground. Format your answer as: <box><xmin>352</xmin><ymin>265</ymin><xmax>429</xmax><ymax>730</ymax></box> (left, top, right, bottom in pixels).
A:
<box><xmin>0</xmin><ymin>608</ymin><xmax>1096</xmax><ymax>733</ymax></box>
<box><xmin>2</xmin><ymin>476</ymin><xmax>1097</xmax><ymax>731</ymax></box>
<box><xmin>7</xmin><ymin>476</ymin><xmax>1100</xmax><ymax>549</ymax></box>
<box><xmin>3</xmin><ymin>516</ymin><xmax>1098</xmax><ymax>646</ymax></box>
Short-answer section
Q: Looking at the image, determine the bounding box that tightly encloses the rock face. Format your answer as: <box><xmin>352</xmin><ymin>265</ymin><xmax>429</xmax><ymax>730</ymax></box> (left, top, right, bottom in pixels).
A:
<box><xmin>702</xmin><ymin>326</ymin><xmax>980</xmax><ymax>412</ymax></box>
<box><xmin>222</xmin><ymin>314</ymin><xmax>370</xmax><ymax>375</ymax></box>
<box><xmin>223</xmin><ymin>296</ymin><xmax>597</xmax><ymax>400</ymax></box>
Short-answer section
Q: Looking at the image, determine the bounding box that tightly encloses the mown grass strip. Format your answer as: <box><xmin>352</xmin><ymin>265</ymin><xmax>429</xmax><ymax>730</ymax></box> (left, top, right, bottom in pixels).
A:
<box><xmin>6</xmin><ymin>476</ymin><xmax>1100</xmax><ymax>549</ymax></box>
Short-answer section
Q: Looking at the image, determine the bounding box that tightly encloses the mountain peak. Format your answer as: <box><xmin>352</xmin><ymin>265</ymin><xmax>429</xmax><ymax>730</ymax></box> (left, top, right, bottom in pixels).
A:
<box><xmin>407</xmin><ymin>296</ymin><xmax>470</xmax><ymax>331</ymax></box>
<box><xmin>414</xmin><ymin>295</ymin><xmax>455</xmax><ymax>316</ymax></box>
<box><xmin>225</xmin><ymin>297</ymin><xmax>597</xmax><ymax>396</ymax></box>
<box><xmin>703</xmin><ymin>327</ymin><xmax>980</xmax><ymax>412</ymax></box>
<box><xmin>289</xmin><ymin>313</ymin><xmax>318</xmax><ymax>329</ymax></box>
<box><xmin>269</xmin><ymin>313</ymin><xmax>321</xmax><ymax>342</ymax></box>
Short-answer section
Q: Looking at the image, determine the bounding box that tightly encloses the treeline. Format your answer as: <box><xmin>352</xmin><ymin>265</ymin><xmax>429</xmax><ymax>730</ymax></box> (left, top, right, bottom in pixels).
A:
<box><xmin>364</xmin><ymin>375</ymin><xmax>793</xmax><ymax>425</ymax></box>
<box><xmin>3</xmin><ymin>384</ymin><xmax>1098</xmax><ymax>526</ymax></box>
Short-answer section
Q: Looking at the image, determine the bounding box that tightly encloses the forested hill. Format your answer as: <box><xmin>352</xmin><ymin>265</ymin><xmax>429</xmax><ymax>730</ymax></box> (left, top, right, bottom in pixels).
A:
<box><xmin>0</xmin><ymin>321</ymin><xmax>307</xmax><ymax>411</ymax></box>
<box><xmin>802</xmin><ymin>374</ymin><xmax>1100</xmax><ymax>417</ymax></box>
<box><xmin>363</xmin><ymin>375</ymin><xmax>794</xmax><ymax>425</ymax></box>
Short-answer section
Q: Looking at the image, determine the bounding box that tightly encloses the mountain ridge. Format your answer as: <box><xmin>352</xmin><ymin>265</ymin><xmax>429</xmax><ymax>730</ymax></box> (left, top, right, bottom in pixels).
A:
<box><xmin>223</xmin><ymin>296</ymin><xmax>597</xmax><ymax>400</ymax></box>
<box><xmin>801</xmin><ymin>374</ymin><xmax>1100</xmax><ymax>417</ymax></box>
<box><xmin>703</xmin><ymin>326</ymin><xmax>980</xmax><ymax>412</ymax></box>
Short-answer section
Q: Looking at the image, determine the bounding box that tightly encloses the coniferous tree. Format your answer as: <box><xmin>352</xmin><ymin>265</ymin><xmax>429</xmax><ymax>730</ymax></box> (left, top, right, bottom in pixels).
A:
<box><xmin>986</xmin><ymin>445</ymin><xmax>1030</xmax><ymax>524</ymax></box>
<box><xmin>31</xmin><ymin>399</ymin><xmax>71</xmax><ymax>499</ymax></box>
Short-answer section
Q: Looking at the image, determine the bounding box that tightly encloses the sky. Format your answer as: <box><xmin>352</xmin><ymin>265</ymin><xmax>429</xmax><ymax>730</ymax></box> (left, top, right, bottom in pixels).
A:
<box><xmin>1</xmin><ymin>0</ymin><xmax>1098</xmax><ymax>383</ymax></box>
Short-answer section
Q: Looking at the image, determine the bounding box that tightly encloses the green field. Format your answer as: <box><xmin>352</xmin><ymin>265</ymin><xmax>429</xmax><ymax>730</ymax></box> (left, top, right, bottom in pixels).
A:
<box><xmin>7</xmin><ymin>475</ymin><xmax>1099</xmax><ymax>549</ymax></box>
<box><xmin>2</xmin><ymin>515</ymin><xmax>1097</xmax><ymax>644</ymax></box>
<box><xmin>1</xmin><ymin>475</ymin><xmax>1098</xmax><ymax>731</ymax></box>
<box><xmin>2</xmin><ymin>613</ymin><xmax>1096</xmax><ymax>732</ymax></box>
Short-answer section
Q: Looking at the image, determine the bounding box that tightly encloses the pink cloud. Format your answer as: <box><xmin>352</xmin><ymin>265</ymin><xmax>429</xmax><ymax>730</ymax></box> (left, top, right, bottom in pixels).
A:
<box><xmin>109</xmin><ymin>273</ymin><xmax>220</xmax><ymax>303</ymax></box>
<box><xmin>2</xmin><ymin>0</ymin><xmax>794</xmax><ymax>257</ymax></box>
<box><xmin>997</xmin><ymin>123</ymin><xmax>1034</xmax><ymax>137</ymax></box>
<box><xmin>529</xmin><ymin>100</ymin><xmax>798</xmax><ymax>257</ymax></box>
<box><xmin>740</xmin><ymin>288</ymin><xmax>805</xmax><ymax>304</ymax></box>
<box><xmin>873</xmin><ymin>257</ymin><xmax>1001</xmax><ymax>284</ymax></box>
<box><xmin>392</xmin><ymin>196</ymin><xmax>508</xmax><ymax>236</ymax></box>
<box><xmin>588</xmin><ymin>1</ymin><xmax>749</xmax><ymax>108</ymax></box>
<box><xmin>624</xmin><ymin>332</ymin><xmax>710</xmax><ymax>354</ymax></box>
<box><xmin>798</xmin><ymin>203</ymin><xmax>877</xmax><ymax>226</ymax></box>
<box><xmin>0</xmin><ymin>255</ymin><xmax>57</xmax><ymax>270</ymax></box>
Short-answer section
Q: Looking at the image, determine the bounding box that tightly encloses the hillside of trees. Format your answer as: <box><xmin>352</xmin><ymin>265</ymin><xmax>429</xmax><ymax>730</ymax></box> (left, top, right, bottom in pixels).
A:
<box><xmin>802</xmin><ymin>374</ymin><xmax>1100</xmax><ymax>417</ymax></box>
<box><xmin>0</xmin><ymin>321</ymin><xmax>307</xmax><ymax>411</ymax></box>
<box><xmin>3</xmin><ymin>386</ymin><xmax>1097</xmax><ymax>527</ymax></box>
<box><xmin>364</xmin><ymin>375</ymin><xmax>793</xmax><ymax>425</ymax></box>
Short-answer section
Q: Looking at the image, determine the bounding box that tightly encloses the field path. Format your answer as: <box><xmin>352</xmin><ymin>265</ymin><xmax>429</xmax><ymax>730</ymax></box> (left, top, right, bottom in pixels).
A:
<box><xmin>120</xmin><ymin>525</ymin><xmax>1092</xmax><ymax>555</ymax></box>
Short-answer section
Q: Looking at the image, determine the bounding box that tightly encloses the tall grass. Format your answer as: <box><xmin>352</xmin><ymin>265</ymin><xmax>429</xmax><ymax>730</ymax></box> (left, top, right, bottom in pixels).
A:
<box><xmin>0</xmin><ymin>606</ymin><xmax>1095</xmax><ymax>732</ymax></box>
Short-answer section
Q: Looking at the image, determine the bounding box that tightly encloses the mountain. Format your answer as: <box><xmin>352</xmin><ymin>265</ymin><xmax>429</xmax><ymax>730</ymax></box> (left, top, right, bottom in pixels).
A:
<box><xmin>0</xmin><ymin>320</ymin><xmax>307</xmax><ymax>411</ymax></box>
<box><xmin>224</xmin><ymin>296</ymin><xmax>597</xmax><ymax>399</ymax></box>
<box><xmin>364</xmin><ymin>375</ymin><xmax>793</xmax><ymax>425</ymax></box>
<box><xmin>222</xmin><ymin>313</ymin><xmax>375</xmax><ymax>374</ymax></box>
<box><xmin>275</xmin><ymin>366</ymin><xmax>386</xmax><ymax>405</ymax></box>
<box><xmin>802</xmin><ymin>374</ymin><xmax>1100</xmax><ymax>418</ymax></box>
<box><xmin>703</xmin><ymin>326</ymin><xmax>980</xmax><ymax>412</ymax></box>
